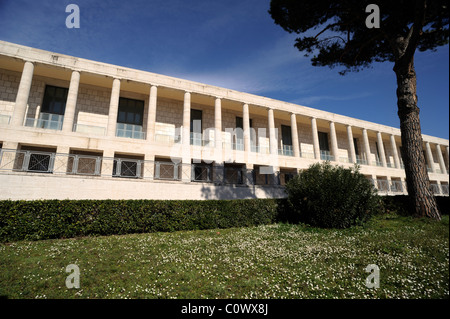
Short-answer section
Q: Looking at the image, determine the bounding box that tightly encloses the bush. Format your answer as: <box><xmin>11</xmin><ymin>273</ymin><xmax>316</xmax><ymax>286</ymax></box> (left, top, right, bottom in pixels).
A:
<box><xmin>0</xmin><ymin>199</ymin><xmax>280</xmax><ymax>242</ymax></box>
<box><xmin>381</xmin><ymin>195</ymin><xmax>450</xmax><ymax>216</ymax></box>
<box><xmin>285</xmin><ymin>162</ymin><xmax>382</xmax><ymax>228</ymax></box>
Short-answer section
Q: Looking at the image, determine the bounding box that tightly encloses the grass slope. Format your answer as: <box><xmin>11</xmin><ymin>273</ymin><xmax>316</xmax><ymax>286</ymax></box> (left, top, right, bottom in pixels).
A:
<box><xmin>0</xmin><ymin>214</ymin><xmax>448</xmax><ymax>299</ymax></box>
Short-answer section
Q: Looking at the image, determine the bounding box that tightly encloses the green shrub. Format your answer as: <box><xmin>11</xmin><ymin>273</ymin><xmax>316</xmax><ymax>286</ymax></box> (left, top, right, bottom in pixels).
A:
<box><xmin>381</xmin><ymin>195</ymin><xmax>449</xmax><ymax>216</ymax></box>
<box><xmin>285</xmin><ymin>162</ymin><xmax>382</xmax><ymax>228</ymax></box>
<box><xmin>0</xmin><ymin>199</ymin><xmax>280</xmax><ymax>242</ymax></box>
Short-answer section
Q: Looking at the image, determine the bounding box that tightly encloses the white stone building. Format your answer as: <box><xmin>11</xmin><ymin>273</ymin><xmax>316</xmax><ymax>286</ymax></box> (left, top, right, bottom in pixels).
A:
<box><xmin>0</xmin><ymin>41</ymin><xmax>448</xmax><ymax>200</ymax></box>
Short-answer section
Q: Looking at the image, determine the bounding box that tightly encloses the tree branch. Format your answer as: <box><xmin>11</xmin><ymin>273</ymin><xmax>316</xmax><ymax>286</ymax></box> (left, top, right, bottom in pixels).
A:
<box><xmin>314</xmin><ymin>22</ymin><xmax>344</xmax><ymax>39</ymax></box>
<box><xmin>401</xmin><ymin>0</ymin><xmax>427</xmax><ymax>63</ymax></box>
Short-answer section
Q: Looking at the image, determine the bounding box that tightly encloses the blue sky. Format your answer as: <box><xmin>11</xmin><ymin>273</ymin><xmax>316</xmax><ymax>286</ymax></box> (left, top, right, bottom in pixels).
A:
<box><xmin>0</xmin><ymin>0</ymin><xmax>448</xmax><ymax>139</ymax></box>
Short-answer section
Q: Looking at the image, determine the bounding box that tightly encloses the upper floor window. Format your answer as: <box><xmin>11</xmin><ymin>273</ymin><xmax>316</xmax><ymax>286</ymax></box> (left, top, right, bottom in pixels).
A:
<box><xmin>353</xmin><ymin>138</ymin><xmax>360</xmax><ymax>156</ymax></box>
<box><xmin>281</xmin><ymin>125</ymin><xmax>292</xmax><ymax>146</ymax></box>
<box><xmin>41</xmin><ymin>85</ymin><xmax>69</xmax><ymax>115</ymax></box>
<box><xmin>117</xmin><ymin>97</ymin><xmax>144</xmax><ymax>126</ymax></box>
<box><xmin>318</xmin><ymin>132</ymin><xmax>329</xmax><ymax>152</ymax></box>
<box><xmin>190</xmin><ymin>109</ymin><xmax>202</xmax><ymax>145</ymax></box>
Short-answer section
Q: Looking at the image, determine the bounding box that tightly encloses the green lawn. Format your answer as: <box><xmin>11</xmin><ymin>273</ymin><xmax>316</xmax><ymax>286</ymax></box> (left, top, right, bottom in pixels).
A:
<box><xmin>0</xmin><ymin>214</ymin><xmax>448</xmax><ymax>299</ymax></box>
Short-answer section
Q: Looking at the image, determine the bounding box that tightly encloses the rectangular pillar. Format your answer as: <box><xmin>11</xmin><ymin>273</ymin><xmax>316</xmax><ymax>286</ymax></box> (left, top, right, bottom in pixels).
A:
<box><xmin>311</xmin><ymin>117</ymin><xmax>320</xmax><ymax>160</ymax></box>
<box><xmin>268</xmin><ymin>108</ymin><xmax>277</xmax><ymax>155</ymax></box>
<box><xmin>425</xmin><ymin>142</ymin><xmax>435</xmax><ymax>173</ymax></box>
<box><xmin>362</xmin><ymin>129</ymin><xmax>372</xmax><ymax>166</ymax></box>
<box><xmin>244</xmin><ymin>163</ymin><xmax>254</xmax><ymax>185</ymax></box>
<box><xmin>376</xmin><ymin>132</ymin><xmax>387</xmax><ymax>167</ymax></box>
<box><xmin>243</xmin><ymin>103</ymin><xmax>251</xmax><ymax>154</ymax></box>
<box><xmin>214</xmin><ymin>98</ymin><xmax>223</xmax><ymax>162</ymax></box>
<box><xmin>181</xmin><ymin>92</ymin><xmax>192</xmax><ymax>168</ymax></box>
<box><xmin>53</xmin><ymin>146</ymin><xmax>70</xmax><ymax>174</ymax></box>
<box><xmin>146</xmin><ymin>85</ymin><xmax>158</xmax><ymax>141</ymax></box>
<box><xmin>436</xmin><ymin>144</ymin><xmax>447</xmax><ymax>175</ymax></box>
<box><xmin>390</xmin><ymin>135</ymin><xmax>401</xmax><ymax>169</ymax></box>
<box><xmin>101</xmin><ymin>150</ymin><xmax>115</xmax><ymax>176</ymax></box>
<box><xmin>182</xmin><ymin>92</ymin><xmax>191</xmax><ymax>146</ymax></box>
<box><xmin>347</xmin><ymin>125</ymin><xmax>356</xmax><ymax>164</ymax></box>
<box><xmin>445</xmin><ymin>146</ymin><xmax>449</xmax><ymax>168</ymax></box>
<box><xmin>143</xmin><ymin>154</ymin><xmax>155</xmax><ymax>179</ymax></box>
<box><xmin>106</xmin><ymin>78</ymin><xmax>121</xmax><ymax>137</ymax></box>
<box><xmin>291</xmin><ymin>113</ymin><xmax>300</xmax><ymax>158</ymax></box>
<box><xmin>11</xmin><ymin>61</ymin><xmax>34</xmax><ymax>127</ymax></box>
<box><xmin>62</xmin><ymin>70</ymin><xmax>80</xmax><ymax>132</ymax></box>
<box><xmin>329</xmin><ymin>121</ymin><xmax>339</xmax><ymax>162</ymax></box>
<box><xmin>0</xmin><ymin>141</ymin><xmax>19</xmax><ymax>171</ymax></box>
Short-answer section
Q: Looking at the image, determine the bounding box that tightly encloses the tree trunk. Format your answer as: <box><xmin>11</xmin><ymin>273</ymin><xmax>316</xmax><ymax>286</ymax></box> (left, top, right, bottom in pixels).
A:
<box><xmin>394</xmin><ymin>58</ymin><xmax>441</xmax><ymax>220</ymax></box>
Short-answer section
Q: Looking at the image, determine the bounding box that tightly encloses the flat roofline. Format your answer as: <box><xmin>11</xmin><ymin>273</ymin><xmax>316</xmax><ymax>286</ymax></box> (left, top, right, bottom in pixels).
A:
<box><xmin>0</xmin><ymin>40</ymin><xmax>448</xmax><ymax>145</ymax></box>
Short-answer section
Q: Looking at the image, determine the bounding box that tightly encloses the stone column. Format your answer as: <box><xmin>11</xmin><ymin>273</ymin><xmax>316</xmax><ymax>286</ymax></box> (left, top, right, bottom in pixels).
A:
<box><xmin>311</xmin><ymin>117</ymin><xmax>320</xmax><ymax>160</ymax></box>
<box><xmin>435</xmin><ymin>181</ymin><xmax>442</xmax><ymax>195</ymax></box>
<box><xmin>347</xmin><ymin>125</ymin><xmax>356</xmax><ymax>164</ymax></box>
<box><xmin>390</xmin><ymin>135</ymin><xmax>401</xmax><ymax>169</ymax></box>
<box><xmin>146</xmin><ymin>85</ymin><xmax>158</xmax><ymax>141</ymax></box>
<box><xmin>445</xmin><ymin>146</ymin><xmax>449</xmax><ymax>169</ymax></box>
<box><xmin>425</xmin><ymin>141</ymin><xmax>435</xmax><ymax>173</ymax></box>
<box><xmin>0</xmin><ymin>141</ymin><xmax>19</xmax><ymax>171</ymax></box>
<box><xmin>244</xmin><ymin>163</ymin><xmax>254</xmax><ymax>186</ymax></box>
<box><xmin>144</xmin><ymin>154</ymin><xmax>155</xmax><ymax>179</ymax></box>
<box><xmin>376</xmin><ymin>132</ymin><xmax>387</xmax><ymax>167</ymax></box>
<box><xmin>291</xmin><ymin>113</ymin><xmax>300</xmax><ymax>158</ymax></box>
<box><xmin>436</xmin><ymin>144</ymin><xmax>446</xmax><ymax>175</ymax></box>
<box><xmin>11</xmin><ymin>61</ymin><xmax>34</xmax><ymax>127</ymax></box>
<box><xmin>268</xmin><ymin>108</ymin><xmax>277</xmax><ymax>155</ymax></box>
<box><xmin>214</xmin><ymin>97</ymin><xmax>222</xmax><ymax>162</ymax></box>
<box><xmin>62</xmin><ymin>70</ymin><xmax>80</xmax><ymax>132</ymax></box>
<box><xmin>106</xmin><ymin>78</ymin><xmax>121</xmax><ymax>137</ymax></box>
<box><xmin>182</xmin><ymin>92</ymin><xmax>191</xmax><ymax>147</ymax></box>
<box><xmin>243</xmin><ymin>103</ymin><xmax>251</xmax><ymax>153</ymax></box>
<box><xmin>101</xmin><ymin>150</ymin><xmax>115</xmax><ymax>177</ymax></box>
<box><xmin>329</xmin><ymin>121</ymin><xmax>339</xmax><ymax>162</ymax></box>
<box><xmin>181</xmin><ymin>92</ymin><xmax>191</xmax><ymax>181</ymax></box>
<box><xmin>362</xmin><ymin>128</ymin><xmax>371</xmax><ymax>166</ymax></box>
<box><xmin>54</xmin><ymin>146</ymin><xmax>70</xmax><ymax>174</ymax></box>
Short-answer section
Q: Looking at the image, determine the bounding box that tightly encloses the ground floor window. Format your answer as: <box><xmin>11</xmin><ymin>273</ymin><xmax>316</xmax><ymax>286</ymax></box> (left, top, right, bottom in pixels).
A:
<box><xmin>191</xmin><ymin>161</ymin><xmax>212</xmax><ymax>182</ymax></box>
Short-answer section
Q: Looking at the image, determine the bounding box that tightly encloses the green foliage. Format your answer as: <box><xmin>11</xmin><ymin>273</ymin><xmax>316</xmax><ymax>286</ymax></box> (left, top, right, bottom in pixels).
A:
<box><xmin>382</xmin><ymin>195</ymin><xmax>449</xmax><ymax>216</ymax></box>
<box><xmin>0</xmin><ymin>199</ymin><xmax>279</xmax><ymax>242</ymax></box>
<box><xmin>285</xmin><ymin>162</ymin><xmax>382</xmax><ymax>228</ymax></box>
<box><xmin>0</xmin><ymin>194</ymin><xmax>446</xmax><ymax>242</ymax></box>
<box><xmin>269</xmin><ymin>0</ymin><xmax>449</xmax><ymax>74</ymax></box>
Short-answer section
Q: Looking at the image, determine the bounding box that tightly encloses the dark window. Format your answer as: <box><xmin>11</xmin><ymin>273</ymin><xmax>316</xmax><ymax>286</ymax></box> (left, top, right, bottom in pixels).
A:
<box><xmin>190</xmin><ymin>109</ymin><xmax>202</xmax><ymax>133</ymax></box>
<box><xmin>236</xmin><ymin>117</ymin><xmax>253</xmax><ymax>142</ymax></box>
<box><xmin>236</xmin><ymin>117</ymin><xmax>243</xmax><ymax>140</ymax></box>
<box><xmin>353</xmin><ymin>138</ymin><xmax>359</xmax><ymax>155</ymax></box>
<box><xmin>224</xmin><ymin>164</ymin><xmax>244</xmax><ymax>185</ymax></box>
<box><xmin>117</xmin><ymin>97</ymin><xmax>144</xmax><ymax>126</ymax></box>
<box><xmin>113</xmin><ymin>159</ymin><xmax>139</xmax><ymax>178</ymax></box>
<box><xmin>41</xmin><ymin>85</ymin><xmax>68</xmax><ymax>115</ymax></box>
<box><xmin>284</xmin><ymin>173</ymin><xmax>294</xmax><ymax>184</ymax></box>
<box><xmin>28</xmin><ymin>153</ymin><xmax>51</xmax><ymax>172</ymax></box>
<box><xmin>236</xmin><ymin>117</ymin><xmax>253</xmax><ymax>129</ymax></box>
<box><xmin>281</xmin><ymin>125</ymin><xmax>292</xmax><ymax>146</ymax></box>
<box><xmin>318</xmin><ymin>132</ymin><xmax>329</xmax><ymax>151</ymax></box>
<box><xmin>190</xmin><ymin>109</ymin><xmax>203</xmax><ymax>145</ymax></box>
<box><xmin>192</xmin><ymin>162</ymin><xmax>212</xmax><ymax>182</ymax></box>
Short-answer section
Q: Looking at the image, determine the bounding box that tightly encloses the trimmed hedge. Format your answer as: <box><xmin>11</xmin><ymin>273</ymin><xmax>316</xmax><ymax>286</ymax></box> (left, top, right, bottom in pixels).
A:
<box><xmin>0</xmin><ymin>199</ymin><xmax>280</xmax><ymax>242</ymax></box>
<box><xmin>0</xmin><ymin>196</ymin><xmax>448</xmax><ymax>242</ymax></box>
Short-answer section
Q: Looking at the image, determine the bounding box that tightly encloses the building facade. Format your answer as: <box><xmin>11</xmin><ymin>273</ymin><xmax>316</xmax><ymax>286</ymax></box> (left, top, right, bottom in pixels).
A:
<box><xmin>0</xmin><ymin>41</ymin><xmax>448</xmax><ymax>200</ymax></box>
